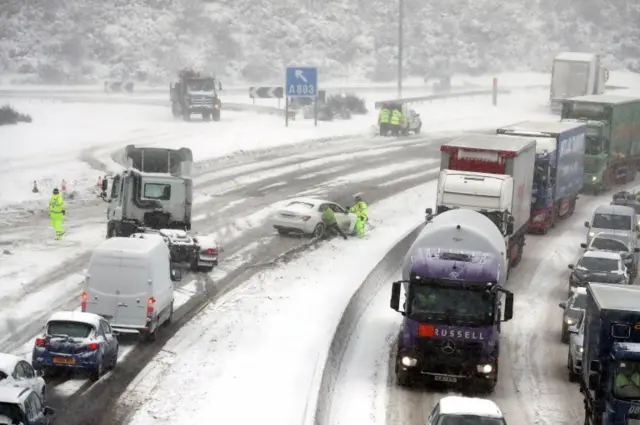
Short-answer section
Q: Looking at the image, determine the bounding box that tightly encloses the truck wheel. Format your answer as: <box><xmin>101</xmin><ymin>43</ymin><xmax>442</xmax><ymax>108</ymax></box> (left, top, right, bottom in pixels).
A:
<box><xmin>202</xmin><ymin>112</ymin><xmax>211</xmax><ymax>121</ymax></box>
<box><xmin>212</xmin><ymin>111</ymin><xmax>220</xmax><ymax>121</ymax></box>
<box><xmin>396</xmin><ymin>371</ymin><xmax>412</xmax><ymax>387</ymax></box>
<box><xmin>106</xmin><ymin>222</ymin><xmax>117</xmax><ymax>239</ymax></box>
<box><xmin>182</xmin><ymin>112</ymin><xmax>191</xmax><ymax>122</ymax></box>
<box><xmin>415</xmin><ymin>124</ymin><xmax>421</xmax><ymax>134</ymax></box>
<box><xmin>477</xmin><ymin>379</ymin><xmax>496</xmax><ymax>394</ymax></box>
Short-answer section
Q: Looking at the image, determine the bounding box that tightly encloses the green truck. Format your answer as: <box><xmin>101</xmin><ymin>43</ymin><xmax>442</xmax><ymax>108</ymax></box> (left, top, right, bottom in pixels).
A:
<box><xmin>561</xmin><ymin>94</ymin><xmax>640</xmax><ymax>194</ymax></box>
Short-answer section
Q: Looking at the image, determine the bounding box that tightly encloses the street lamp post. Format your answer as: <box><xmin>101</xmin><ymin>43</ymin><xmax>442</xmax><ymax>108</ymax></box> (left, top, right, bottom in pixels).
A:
<box><xmin>397</xmin><ymin>0</ymin><xmax>403</xmax><ymax>98</ymax></box>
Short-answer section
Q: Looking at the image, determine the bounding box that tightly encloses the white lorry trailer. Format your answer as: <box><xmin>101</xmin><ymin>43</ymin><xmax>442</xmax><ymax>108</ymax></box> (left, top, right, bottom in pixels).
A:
<box><xmin>435</xmin><ymin>134</ymin><xmax>537</xmax><ymax>271</ymax></box>
<box><xmin>550</xmin><ymin>52</ymin><xmax>608</xmax><ymax>112</ymax></box>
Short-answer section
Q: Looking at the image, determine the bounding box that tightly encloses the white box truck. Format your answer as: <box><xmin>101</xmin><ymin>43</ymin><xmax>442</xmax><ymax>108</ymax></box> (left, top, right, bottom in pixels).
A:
<box><xmin>435</xmin><ymin>134</ymin><xmax>537</xmax><ymax>272</ymax></box>
<box><xmin>82</xmin><ymin>235</ymin><xmax>180</xmax><ymax>342</ymax></box>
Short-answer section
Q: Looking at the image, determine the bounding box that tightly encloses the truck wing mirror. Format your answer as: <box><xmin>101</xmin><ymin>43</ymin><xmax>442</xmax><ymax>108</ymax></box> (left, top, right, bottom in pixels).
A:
<box><xmin>568</xmin><ymin>264</ymin><xmax>575</xmax><ymax>270</ymax></box>
<box><xmin>584</xmin><ymin>221</ymin><xmax>590</xmax><ymax>228</ymax></box>
<box><xmin>425</xmin><ymin>208</ymin><xmax>433</xmax><ymax>215</ymax></box>
<box><xmin>580</xmin><ymin>243</ymin><xmax>587</xmax><ymax>249</ymax></box>
<box><xmin>101</xmin><ymin>178</ymin><xmax>108</xmax><ymax>192</ymax></box>
<box><xmin>502</xmin><ymin>291</ymin><xmax>514</xmax><ymax>321</ymax></box>
<box><xmin>390</xmin><ymin>281</ymin><xmax>403</xmax><ymax>313</ymax></box>
<box><xmin>559</xmin><ymin>302</ymin><xmax>566</xmax><ymax>309</ymax></box>
<box><xmin>590</xmin><ymin>360</ymin><xmax>601</xmax><ymax>373</ymax></box>
<box><xmin>506</xmin><ymin>222</ymin><xmax>514</xmax><ymax>236</ymax></box>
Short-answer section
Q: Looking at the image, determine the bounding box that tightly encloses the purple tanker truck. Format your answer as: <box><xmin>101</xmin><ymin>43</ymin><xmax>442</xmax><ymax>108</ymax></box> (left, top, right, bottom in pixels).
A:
<box><xmin>390</xmin><ymin>208</ymin><xmax>514</xmax><ymax>392</ymax></box>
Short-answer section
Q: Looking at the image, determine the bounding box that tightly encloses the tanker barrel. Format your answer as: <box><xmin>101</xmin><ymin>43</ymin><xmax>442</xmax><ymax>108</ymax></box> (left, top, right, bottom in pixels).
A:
<box><xmin>402</xmin><ymin>209</ymin><xmax>508</xmax><ymax>286</ymax></box>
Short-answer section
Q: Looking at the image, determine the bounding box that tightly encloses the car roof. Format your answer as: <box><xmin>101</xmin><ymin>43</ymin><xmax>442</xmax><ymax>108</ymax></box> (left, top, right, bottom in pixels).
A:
<box><xmin>594</xmin><ymin>204</ymin><xmax>636</xmax><ymax>216</ymax></box>
<box><xmin>0</xmin><ymin>353</ymin><xmax>22</xmax><ymax>374</ymax></box>
<box><xmin>48</xmin><ymin>311</ymin><xmax>102</xmax><ymax>329</ymax></box>
<box><xmin>0</xmin><ymin>386</ymin><xmax>30</xmax><ymax>403</ymax></box>
<box><xmin>439</xmin><ymin>396</ymin><xmax>503</xmax><ymax>418</ymax></box>
<box><xmin>582</xmin><ymin>250</ymin><xmax>623</xmax><ymax>260</ymax></box>
<box><xmin>285</xmin><ymin>197</ymin><xmax>331</xmax><ymax>206</ymax></box>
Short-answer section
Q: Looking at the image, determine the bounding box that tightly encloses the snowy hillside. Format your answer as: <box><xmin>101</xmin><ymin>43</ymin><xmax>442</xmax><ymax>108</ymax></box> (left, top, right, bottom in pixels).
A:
<box><xmin>1</xmin><ymin>0</ymin><xmax>639</xmax><ymax>85</ymax></box>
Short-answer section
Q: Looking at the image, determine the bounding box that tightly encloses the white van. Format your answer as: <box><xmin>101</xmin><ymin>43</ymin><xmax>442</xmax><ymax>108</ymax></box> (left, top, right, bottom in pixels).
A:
<box><xmin>82</xmin><ymin>235</ymin><xmax>180</xmax><ymax>342</ymax></box>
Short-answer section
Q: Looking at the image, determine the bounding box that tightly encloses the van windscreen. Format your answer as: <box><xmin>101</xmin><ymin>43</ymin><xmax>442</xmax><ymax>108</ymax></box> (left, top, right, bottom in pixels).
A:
<box><xmin>592</xmin><ymin>213</ymin><xmax>632</xmax><ymax>230</ymax></box>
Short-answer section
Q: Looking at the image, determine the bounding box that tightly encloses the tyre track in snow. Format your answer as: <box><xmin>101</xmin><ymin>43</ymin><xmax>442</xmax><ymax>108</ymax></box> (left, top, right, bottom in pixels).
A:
<box><xmin>0</xmin><ymin>131</ymin><xmax>463</xmax><ymax>421</ymax></box>
<box><xmin>324</xmin><ymin>179</ymin><xmax>640</xmax><ymax>425</ymax></box>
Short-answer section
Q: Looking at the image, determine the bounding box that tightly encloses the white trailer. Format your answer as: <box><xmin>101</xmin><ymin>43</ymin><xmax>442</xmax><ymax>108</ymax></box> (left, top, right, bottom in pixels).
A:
<box><xmin>550</xmin><ymin>52</ymin><xmax>609</xmax><ymax>111</ymax></box>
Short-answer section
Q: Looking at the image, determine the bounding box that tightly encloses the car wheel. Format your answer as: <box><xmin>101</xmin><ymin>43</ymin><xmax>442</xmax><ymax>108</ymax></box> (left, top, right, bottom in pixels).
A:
<box><xmin>89</xmin><ymin>362</ymin><xmax>103</xmax><ymax>382</ymax></box>
<box><xmin>110</xmin><ymin>346</ymin><xmax>119</xmax><ymax>370</ymax></box>
<box><xmin>312</xmin><ymin>223</ymin><xmax>325</xmax><ymax>238</ymax></box>
<box><xmin>276</xmin><ymin>229</ymin><xmax>289</xmax><ymax>236</ymax></box>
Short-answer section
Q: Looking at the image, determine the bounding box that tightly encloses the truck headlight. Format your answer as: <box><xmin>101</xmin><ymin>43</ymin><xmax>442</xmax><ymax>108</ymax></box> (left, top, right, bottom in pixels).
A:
<box><xmin>578</xmin><ymin>346</ymin><xmax>584</xmax><ymax>353</ymax></box>
<box><xmin>401</xmin><ymin>356</ymin><xmax>417</xmax><ymax>367</ymax></box>
<box><xmin>477</xmin><ymin>364</ymin><xmax>493</xmax><ymax>374</ymax></box>
<box><xmin>565</xmin><ymin>318</ymin><xmax>574</xmax><ymax>325</ymax></box>
<box><xmin>589</xmin><ymin>232</ymin><xmax>595</xmax><ymax>238</ymax></box>
<box><xmin>591</xmin><ymin>176</ymin><xmax>597</xmax><ymax>182</ymax></box>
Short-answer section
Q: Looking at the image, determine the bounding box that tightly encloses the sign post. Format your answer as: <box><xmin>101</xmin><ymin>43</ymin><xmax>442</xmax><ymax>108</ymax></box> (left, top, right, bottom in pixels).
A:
<box><xmin>285</xmin><ymin>66</ymin><xmax>318</xmax><ymax>127</ymax></box>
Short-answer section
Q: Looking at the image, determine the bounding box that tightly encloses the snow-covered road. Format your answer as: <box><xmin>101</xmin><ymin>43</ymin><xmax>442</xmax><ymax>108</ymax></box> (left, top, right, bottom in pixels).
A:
<box><xmin>324</xmin><ymin>181</ymin><xmax>640</xmax><ymax>425</ymax></box>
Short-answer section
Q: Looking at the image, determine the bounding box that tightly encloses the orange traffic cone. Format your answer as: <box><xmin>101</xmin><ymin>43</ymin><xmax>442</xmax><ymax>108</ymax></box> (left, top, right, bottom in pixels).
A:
<box><xmin>97</xmin><ymin>176</ymin><xmax>102</xmax><ymax>187</ymax></box>
<box><xmin>61</xmin><ymin>179</ymin><xmax>67</xmax><ymax>191</ymax></box>
<box><xmin>32</xmin><ymin>180</ymin><xmax>39</xmax><ymax>193</ymax></box>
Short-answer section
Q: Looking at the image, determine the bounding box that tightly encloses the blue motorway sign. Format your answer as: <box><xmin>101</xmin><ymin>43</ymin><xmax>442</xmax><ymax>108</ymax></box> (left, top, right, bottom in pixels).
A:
<box><xmin>285</xmin><ymin>66</ymin><xmax>317</xmax><ymax>98</ymax></box>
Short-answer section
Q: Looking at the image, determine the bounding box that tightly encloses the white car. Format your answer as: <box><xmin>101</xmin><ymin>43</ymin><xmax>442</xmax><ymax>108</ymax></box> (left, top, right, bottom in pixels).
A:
<box><xmin>271</xmin><ymin>198</ymin><xmax>357</xmax><ymax>237</ymax></box>
<box><xmin>427</xmin><ymin>396</ymin><xmax>507</xmax><ymax>425</ymax></box>
<box><xmin>0</xmin><ymin>353</ymin><xmax>46</xmax><ymax>402</ymax></box>
<box><xmin>567</xmin><ymin>311</ymin><xmax>585</xmax><ymax>382</ymax></box>
<box><xmin>400</xmin><ymin>105</ymin><xmax>422</xmax><ymax>135</ymax></box>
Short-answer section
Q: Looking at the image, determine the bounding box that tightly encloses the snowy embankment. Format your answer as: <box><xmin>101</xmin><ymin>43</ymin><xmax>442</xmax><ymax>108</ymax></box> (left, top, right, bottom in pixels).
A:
<box><xmin>117</xmin><ymin>179</ymin><xmax>434</xmax><ymax>425</ymax></box>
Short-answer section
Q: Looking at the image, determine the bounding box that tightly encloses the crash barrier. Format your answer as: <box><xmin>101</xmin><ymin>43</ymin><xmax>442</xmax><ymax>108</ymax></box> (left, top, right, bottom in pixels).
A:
<box><xmin>307</xmin><ymin>223</ymin><xmax>424</xmax><ymax>425</ymax></box>
<box><xmin>373</xmin><ymin>83</ymin><xmax>551</xmax><ymax>108</ymax></box>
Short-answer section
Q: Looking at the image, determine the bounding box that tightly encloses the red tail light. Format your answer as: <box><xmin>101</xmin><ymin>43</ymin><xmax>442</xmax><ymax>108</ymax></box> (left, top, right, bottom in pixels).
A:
<box><xmin>147</xmin><ymin>297</ymin><xmax>155</xmax><ymax>318</ymax></box>
<box><xmin>87</xmin><ymin>342</ymin><xmax>98</xmax><ymax>351</ymax></box>
<box><xmin>81</xmin><ymin>292</ymin><xmax>87</xmax><ymax>311</ymax></box>
<box><xmin>206</xmin><ymin>248</ymin><xmax>216</xmax><ymax>255</ymax></box>
<box><xmin>35</xmin><ymin>338</ymin><xmax>45</xmax><ymax>347</ymax></box>
<box><xmin>300</xmin><ymin>216</ymin><xmax>311</xmax><ymax>221</ymax></box>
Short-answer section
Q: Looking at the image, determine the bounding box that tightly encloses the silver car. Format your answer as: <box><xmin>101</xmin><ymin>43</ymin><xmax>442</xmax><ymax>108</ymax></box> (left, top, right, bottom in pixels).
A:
<box><xmin>559</xmin><ymin>287</ymin><xmax>586</xmax><ymax>343</ymax></box>
<box><xmin>580</xmin><ymin>231</ymin><xmax>640</xmax><ymax>279</ymax></box>
<box><xmin>567</xmin><ymin>311</ymin><xmax>585</xmax><ymax>382</ymax></box>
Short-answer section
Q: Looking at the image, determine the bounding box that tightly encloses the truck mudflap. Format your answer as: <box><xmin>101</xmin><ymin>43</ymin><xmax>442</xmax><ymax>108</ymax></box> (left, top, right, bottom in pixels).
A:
<box><xmin>528</xmin><ymin>207</ymin><xmax>553</xmax><ymax>234</ymax></box>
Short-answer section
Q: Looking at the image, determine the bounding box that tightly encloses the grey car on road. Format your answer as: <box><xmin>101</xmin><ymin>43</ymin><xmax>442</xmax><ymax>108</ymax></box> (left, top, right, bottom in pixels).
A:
<box><xmin>567</xmin><ymin>311</ymin><xmax>585</xmax><ymax>382</ymax></box>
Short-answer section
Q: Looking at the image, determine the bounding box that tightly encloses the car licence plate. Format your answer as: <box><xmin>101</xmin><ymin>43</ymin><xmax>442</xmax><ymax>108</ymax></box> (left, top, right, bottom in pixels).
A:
<box><xmin>433</xmin><ymin>375</ymin><xmax>457</xmax><ymax>383</ymax></box>
<box><xmin>53</xmin><ymin>357</ymin><xmax>75</xmax><ymax>365</ymax></box>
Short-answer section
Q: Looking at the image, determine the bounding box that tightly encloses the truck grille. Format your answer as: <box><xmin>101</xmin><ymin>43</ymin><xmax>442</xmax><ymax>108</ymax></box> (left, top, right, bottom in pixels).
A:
<box><xmin>416</xmin><ymin>338</ymin><xmax>484</xmax><ymax>374</ymax></box>
<box><xmin>189</xmin><ymin>97</ymin><xmax>213</xmax><ymax>106</ymax></box>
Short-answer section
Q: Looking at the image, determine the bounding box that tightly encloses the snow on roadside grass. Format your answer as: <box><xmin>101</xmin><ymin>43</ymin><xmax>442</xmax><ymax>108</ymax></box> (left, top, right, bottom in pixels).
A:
<box><xmin>118</xmin><ymin>180</ymin><xmax>436</xmax><ymax>425</ymax></box>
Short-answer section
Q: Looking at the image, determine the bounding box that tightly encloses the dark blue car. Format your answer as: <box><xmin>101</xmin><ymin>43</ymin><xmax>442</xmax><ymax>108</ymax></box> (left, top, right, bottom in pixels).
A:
<box><xmin>32</xmin><ymin>311</ymin><xmax>119</xmax><ymax>381</ymax></box>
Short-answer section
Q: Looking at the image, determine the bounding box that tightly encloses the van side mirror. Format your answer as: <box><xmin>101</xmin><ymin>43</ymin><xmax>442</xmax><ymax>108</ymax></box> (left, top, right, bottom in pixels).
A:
<box><xmin>390</xmin><ymin>281</ymin><xmax>402</xmax><ymax>312</ymax></box>
<box><xmin>584</xmin><ymin>221</ymin><xmax>590</xmax><ymax>228</ymax></box>
<box><xmin>559</xmin><ymin>302</ymin><xmax>567</xmax><ymax>309</ymax></box>
<box><xmin>502</xmin><ymin>291</ymin><xmax>514</xmax><ymax>321</ymax></box>
<box><xmin>568</xmin><ymin>264</ymin><xmax>575</xmax><ymax>270</ymax></box>
<box><xmin>580</xmin><ymin>243</ymin><xmax>587</xmax><ymax>249</ymax></box>
<box><xmin>171</xmin><ymin>268</ymin><xmax>182</xmax><ymax>282</ymax></box>
<box><xmin>425</xmin><ymin>208</ymin><xmax>433</xmax><ymax>215</ymax></box>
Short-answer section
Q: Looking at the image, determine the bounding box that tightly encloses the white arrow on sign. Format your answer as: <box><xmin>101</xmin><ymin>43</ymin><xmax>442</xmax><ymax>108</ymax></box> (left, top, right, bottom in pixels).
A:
<box><xmin>295</xmin><ymin>69</ymin><xmax>308</xmax><ymax>83</ymax></box>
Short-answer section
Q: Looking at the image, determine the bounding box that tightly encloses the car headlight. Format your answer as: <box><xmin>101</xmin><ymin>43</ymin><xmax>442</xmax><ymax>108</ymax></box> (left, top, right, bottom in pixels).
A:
<box><xmin>589</xmin><ymin>232</ymin><xmax>595</xmax><ymax>238</ymax></box>
<box><xmin>565</xmin><ymin>318</ymin><xmax>574</xmax><ymax>325</ymax></box>
<box><xmin>591</xmin><ymin>176</ymin><xmax>597</xmax><ymax>182</ymax></box>
<box><xmin>477</xmin><ymin>364</ymin><xmax>493</xmax><ymax>374</ymax></box>
<box><xmin>577</xmin><ymin>346</ymin><xmax>584</xmax><ymax>353</ymax></box>
<box><xmin>401</xmin><ymin>356</ymin><xmax>417</xmax><ymax>367</ymax></box>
